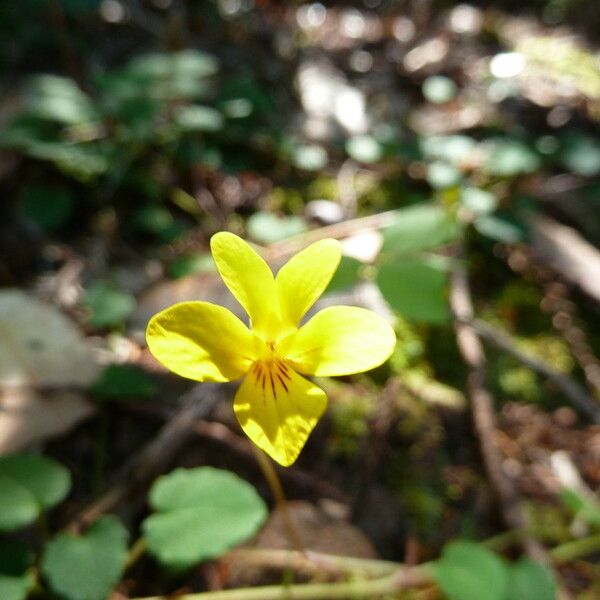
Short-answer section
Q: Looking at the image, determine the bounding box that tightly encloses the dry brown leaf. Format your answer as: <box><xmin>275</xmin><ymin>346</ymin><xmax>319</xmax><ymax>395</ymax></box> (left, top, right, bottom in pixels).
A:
<box><xmin>0</xmin><ymin>290</ymin><xmax>99</xmax><ymax>453</ymax></box>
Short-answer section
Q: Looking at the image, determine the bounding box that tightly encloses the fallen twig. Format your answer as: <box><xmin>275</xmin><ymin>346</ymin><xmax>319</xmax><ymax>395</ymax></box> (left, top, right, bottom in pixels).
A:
<box><xmin>469</xmin><ymin>319</ymin><xmax>600</xmax><ymax>423</ymax></box>
<box><xmin>67</xmin><ymin>383</ymin><xmax>226</xmax><ymax>532</ymax></box>
<box><xmin>449</xmin><ymin>266</ymin><xmax>551</xmax><ymax>565</ymax></box>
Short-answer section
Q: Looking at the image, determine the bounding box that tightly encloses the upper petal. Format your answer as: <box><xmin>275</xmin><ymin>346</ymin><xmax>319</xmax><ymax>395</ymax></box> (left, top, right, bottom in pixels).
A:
<box><xmin>280</xmin><ymin>306</ymin><xmax>396</xmax><ymax>377</ymax></box>
<box><xmin>210</xmin><ymin>232</ymin><xmax>278</xmax><ymax>337</ymax></box>
<box><xmin>146</xmin><ymin>301</ymin><xmax>256</xmax><ymax>382</ymax></box>
<box><xmin>276</xmin><ymin>238</ymin><xmax>341</xmax><ymax>328</ymax></box>
<box><xmin>233</xmin><ymin>363</ymin><xmax>327</xmax><ymax>466</ymax></box>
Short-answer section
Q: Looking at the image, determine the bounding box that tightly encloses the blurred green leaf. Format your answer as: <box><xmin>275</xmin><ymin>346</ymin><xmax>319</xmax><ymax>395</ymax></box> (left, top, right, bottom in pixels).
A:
<box><xmin>42</xmin><ymin>516</ymin><xmax>128</xmax><ymax>600</ymax></box>
<box><xmin>509</xmin><ymin>557</ymin><xmax>556</xmax><ymax>600</ymax></box>
<box><xmin>133</xmin><ymin>205</ymin><xmax>186</xmax><ymax>242</ymax></box>
<box><xmin>474</xmin><ymin>215</ymin><xmax>524</xmax><ymax>243</ymax></box>
<box><xmin>174</xmin><ymin>106</ymin><xmax>224</xmax><ymax>132</ymax></box>
<box><xmin>427</xmin><ymin>162</ymin><xmax>462</xmax><ymax>189</ymax></box>
<box><xmin>0</xmin><ymin>575</ymin><xmax>35</xmax><ymax>600</ymax></box>
<box><xmin>460</xmin><ymin>187</ymin><xmax>497</xmax><ymax>216</ymax></box>
<box><xmin>484</xmin><ymin>140</ymin><xmax>540</xmax><ymax>177</ymax></box>
<box><xmin>19</xmin><ymin>185</ymin><xmax>75</xmax><ymax>231</ymax></box>
<box><xmin>26</xmin><ymin>75</ymin><xmax>97</xmax><ymax>125</ymax></box>
<box><xmin>346</xmin><ymin>135</ymin><xmax>383</xmax><ymax>163</ymax></box>
<box><xmin>247</xmin><ymin>211</ymin><xmax>308</xmax><ymax>244</ymax></box>
<box><xmin>559</xmin><ymin>133</ymin><xmax>600</xmax><ymax>176</ymax></box>
<box><xmin>433</xmin><ymin>540</ymin><xmax>508</xmax><ymax>600</ymax></box>
<box><xmin>168</xmin><ymin>253</ymin><xmax>216</xmax><ymax>279</ymax></box>
<box><xmin>377</xmin><ymin>258</ymin><xmax>450</xmax><ymax>324</ymax></box>
<box><xmin>91</xmin><ymin>364</ymin><xmax>157</xmax><ymax>400</ymax></box>
<box><xmin>293</xmin><ymin>145</ymin><xmax>328</xmax><ymax>171</ymax></box>
<box><xmin>420</xmin><ymin>135</ymin><xmax>477</xmax><ymax>165</ymax></box>
<box><xmin>83</xmin><ymin>282</ymin><xmax>136</xmax><ymax>329</ymax></box>
<box><xmin>560</xmin><ymin>488</ymin><xmax>600</xmax><ymax>527</ymax></box>
<box><xmin>142</xmin><ymin>467</ymin><xmax>268</xmax><ymax>569</ymax></box>
<box><xmin>0</xmin><ymin>455</ymin><xmax>71</xmax><ymax>532</ymax></box>
<box><xmin>325</xmin><ymin>256</ymin><xmax>363</xmax><ymax>293</ymax></box>
<box><xmin>422</xmin><ymin>75</ymin><xmax>457</xmax><ymax>104</ymax></box>
<box><xmin>0</xmin><ymin>477</ymin><xmax>39</xmax><ymax>533</ymax></box>
<box><xmin>381</xmin><ymin>204</ymin><xmax>461</xmax><ymax>256</ymax></box>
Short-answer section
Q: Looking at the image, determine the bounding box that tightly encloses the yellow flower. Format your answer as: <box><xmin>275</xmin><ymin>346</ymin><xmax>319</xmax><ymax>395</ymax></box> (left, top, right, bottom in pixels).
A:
<box><xmin>146</xmin><ymin>232</ymin><xmax>396</xmax><ymax>466</ymax></box>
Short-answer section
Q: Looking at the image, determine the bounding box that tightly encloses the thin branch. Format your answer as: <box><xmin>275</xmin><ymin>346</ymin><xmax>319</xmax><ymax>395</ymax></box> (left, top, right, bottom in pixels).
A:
<box><xmin>130</xmin><ymin>562</ymin><xmax>433</xmax><ymax>600</ymax></box>
<box><xmin>449</xmin><ymin>266</ymin><xmax>549</xmax><ymax>564</ymax></box>
<box><xmin>469</xmin><ymin>319</ymin><xmax>600</xmax><ymax>423</ymax></box>
<box><xmin>67</xmin><ymin>384</ymin><xmax>225</xmax><ymax>532</ymax></box>
<box><xmin>223</xmin><ymin>548</ymin><xmax>400</xmax><ymax>579</ymax></box>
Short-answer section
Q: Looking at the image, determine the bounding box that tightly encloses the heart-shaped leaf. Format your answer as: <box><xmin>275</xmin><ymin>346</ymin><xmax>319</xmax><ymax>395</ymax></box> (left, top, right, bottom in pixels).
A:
<box><xmin>0</xmin><ymin>575</ymin><xmax>35</xmax><ymax>600</ymax></box>
<box><xmin>377</xmin><ymin>258</ymin><xmax>450</xmax><ymax>324</ymax></box>
<box><xmin>142</xmin><ymin>467</ymin><xmax>267</xmax><ymax>570</ymax></box>
<box><xmin>433</xmin><ymin>540</ymin><xmax>508</xmax><ymax>600</ymax></box>
<box><xmin>509</xmin><ymin>557</ymin><xmax>556</xmax><ymax>600</ymax></box>
<box><xmin>381</xmin><ymin>203</ymin><xmax>461</xmax><ymax>256</ymax></box>
<box><xmin>0</xmin><ymin>455</ymin><xmax>71</xmax><ymax>532</ymax></box>
<box><xmin>41</xmin><ymin>516</ymin><xmax>128</xmax><ymax>600</ymax></box>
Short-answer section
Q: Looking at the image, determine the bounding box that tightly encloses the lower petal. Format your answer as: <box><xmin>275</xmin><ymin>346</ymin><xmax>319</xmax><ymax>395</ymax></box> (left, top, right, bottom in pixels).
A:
<box><xmin>233</xmin><ymin>364</ymin><xmax>327</xmax><ymax>466</ymax></box>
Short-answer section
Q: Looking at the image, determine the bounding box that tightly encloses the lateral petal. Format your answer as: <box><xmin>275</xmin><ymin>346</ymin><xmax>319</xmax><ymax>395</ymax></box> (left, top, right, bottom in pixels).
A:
<box><xmin>280</xmin><ymin>306</ymin><xmax>396</xmax><ymax>377</ymax></box>
<box><xmin>210</xmin><ymin>232</ymin><xmax>278</xmax><ymax>337</ymax></box>
<box><xmin>276</xmin><ymin>238</ymin><xmax>341</xmax><ymax>328</ymax></box>
<box><xmin>146</xmin><ymin>301</ymin><xmax>256</xmax><ymax>382</ymax></box>
<box><xmin>233</xmin><ymin>363</ymin><xmax>327</xmax><ymax>466</ymax></box>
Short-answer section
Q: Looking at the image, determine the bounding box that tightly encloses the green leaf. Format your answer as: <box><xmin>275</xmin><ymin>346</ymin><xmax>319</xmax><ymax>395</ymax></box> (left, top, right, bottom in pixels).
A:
<box><xmin>0</xmin><ymin>477</ymin><xmax>39</xmax><ymax>533</ymax></box>
<box><xmin>168</xmin><ymin>253</ymin><xmax>216</xmax><ymax>279</ymax></box>
<box><xmin>26</xmin><ymin>75</ymin><xmax>97</xmax><ymax>125</ymax></box>
<box><xmin>0</xmin><ymin>455</ymin><xmax>71</xmax><ymax>531</ymax></box>
<box><xmin>133</xmin><ymin>205</ymin><xmax>185</xmax><ymax>242</ymax></box>
<box><xmin>0</xmin><ymin>575</ymin><xmax>35</xmax><ymax>600</ymax></box>
<box><xmin>346</xmin><ymin>135</ymin><xmax>383</xmax><ymax>163</ymax></box>
<box><xmin>142</xmin><ymin>467</ymin><xmax>268</xmax><ymax>570</ymax></box>
<box><xmin>91</xmin><ymin>364</ymin><xmax>157</xmax><ymax>400</ymax></box>
<box><xmin>474</xmin><ymin>215</ymin><xmax>524</xmax><ymax>243</ymax></box>
<box><xmin>559</xmin><ymin>133</ymin><xmax>600</xmax><ymax>176</ymax></box>
<box><xmin>83</xmin><ymin>282</ymin><xmax>136</xmax><ymax>328</ymax></box>
<box><xmin>376</xmin><ymin>258</ymin><xmax>450</xmax><ymax>324</ymax></box>
<box><xmin>422</xmin><ymin>75</ymin><xmax>457</xmax><ymax>104</ymax></box>
<box><xmin>42</xmin><ymin>516</ymin><xmax>128</xmax><ymax>600</ymax></box>
<box><xmin>325</xmin><ymin>256</ymin><xmax>363</xmax><ymax>293</ymax></box>
<box><xmin>560</xmin><ymin>488</ymin><xmax>600</xmax><ymax>527</ymax></box>
<box><xmin>433</xmin><ymin>540</ymin><xmax>509</xmax><ymax>600</ymax></box>
<box><xmin>381</xmin><ymin>204</ymin><xmax>461</xmax><ymax>256</ymax></box>
<box><xmin>426</xmin><ymin>162</ymin><xmax>462</xmax><ymax>189</ymax></box>
<box><xmin>420</xmin><ymin>135</ymin><xmax>477</xmax><ymax>165</ymax></box>
<box><xmin>460</xmin><ymin>187</ymin><xmax>497</xmax><ymax>216</ymax></box>
<box><xmin>174</xmin><ymin>105</ymin><xmax>224</xmax><ymax>132</ymax></box>
<box><xmin>484</xmin><ymin>140</ymin><xmax>540</xmax><ymax>177</ymax></box>
<box><xmin>293</xmin><ymin>145</ymin><xmax>328</xmax><ymax>171</ymax></box>
<box><xmin>19</xmin><ymin>185</ymin><xmax>75</xmax><ymax>231</ymax></box>
<box><xmin>509</xmin><ymin>558</ymin><xmax>556</xmax><ymax>600</ymax></box>
<box><xmin>247</xmin><ymin>212</ymin><xmax>308</xmax><ymax>244</ymax></box>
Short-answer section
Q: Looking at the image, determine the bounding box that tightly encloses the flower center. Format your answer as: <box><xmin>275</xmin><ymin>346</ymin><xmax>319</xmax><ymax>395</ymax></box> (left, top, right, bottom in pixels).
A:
<box><xmin>251</xmin><ymin>340</ymin><xmax>292</xmax><ymax>397</ymax></box>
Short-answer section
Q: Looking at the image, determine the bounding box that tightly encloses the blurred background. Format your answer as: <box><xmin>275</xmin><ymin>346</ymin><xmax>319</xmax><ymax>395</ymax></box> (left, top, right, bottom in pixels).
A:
<box><xmin>1</xmin><ymin>1</ymin><xmax>600</xmax><ymax>599</ymax></box>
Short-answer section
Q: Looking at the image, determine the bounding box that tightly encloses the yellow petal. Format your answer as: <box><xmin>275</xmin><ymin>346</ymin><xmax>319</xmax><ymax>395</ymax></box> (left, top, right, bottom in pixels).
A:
<box><xmin>233</xmin><ymin>362</ymin><xmax>327</xmax><ymax>466</ymax></box>
<box><xmin>280</xmin><ymin>306</ymin><xmax>396</xmax><ymax>376</ymax></box>
<box><xmin>276</xmin><ymin>238</ymin><xmax>341</xmax><ymax>329</ymax></box>
<box><xmin>146</xmin><ymin>301</ymin><xmax>256</xmax><ymax>382</ymax></box>
<box><xmin>210</xmin><ymin>232</ymin><xmax>278</xmax><ymax>337</ymax></box>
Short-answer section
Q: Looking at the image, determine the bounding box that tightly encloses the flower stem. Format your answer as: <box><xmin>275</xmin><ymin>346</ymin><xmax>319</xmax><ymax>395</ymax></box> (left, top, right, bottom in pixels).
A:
<box><xmin>252</xmin><ymin>446</ymin><xmax>304</xmax><ymax>552</ymax></box>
